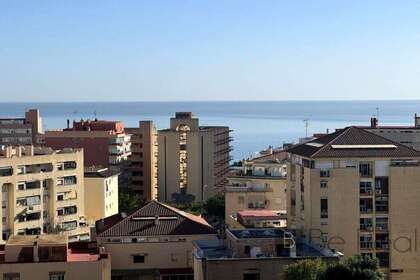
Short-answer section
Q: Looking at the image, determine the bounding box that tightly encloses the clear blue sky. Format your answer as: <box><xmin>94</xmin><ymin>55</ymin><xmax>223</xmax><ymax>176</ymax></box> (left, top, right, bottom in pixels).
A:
<box><xmin>1</xmin><ymin>1</ymin><xmax>420</xmax><ymax>101</ymax></box>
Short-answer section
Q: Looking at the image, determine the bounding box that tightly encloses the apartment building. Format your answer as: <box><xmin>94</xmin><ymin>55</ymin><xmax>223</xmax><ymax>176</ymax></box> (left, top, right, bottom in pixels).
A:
<box><xmin>0</xmin><ymin>145</ymin><xmax>89</xmax><ymax>242</ymax></box>
<box><xmin>193</xmin><ymin>228</ymin><xmax>341</xmax><ymax>280</ymax></box>
<box><xmin>0</xmin><ymin>109</ymin><xmax>43</xmax><ymax>146</ymax></box>
<box><xmin>286</xmin><ymin>126</ymin><xmax>420</xmax><ymax>280</ymax></box>
<box><xmin>43</xmin><ymin>119</ymin><xmax>131</xmax><ymax>174</ymax></box>
<box><xmin>84</xmin><ymin>167</ymin><xmax>119</xmax><ymax>224</ymax></box>
<box><xmin>158</xmin><ymin>112</ymin><xmax>232</xmax><ymax>203</ymax></box>
<box><xmin>225</xmin><ymin>158</ymin><xmax>287</xmax><ymax>228</ymax></box>
<box><xmin>125</xmin><ymin>121</ymin><xmax>158</xmax><ymax>200</ymax></box>
<box><xmin>364</xmin><ymin>115</ymin><xmax>420</xmax><ymax>151</ymax></box>
<box><xmin>0</xmin><ymin>235</ymin><xmax>111</xmax><ymax>280</ymax></box>
<box><xmin>95</xmin><ymin>200</ymin><xmax>217</xmax><ymax>280</ymax></box>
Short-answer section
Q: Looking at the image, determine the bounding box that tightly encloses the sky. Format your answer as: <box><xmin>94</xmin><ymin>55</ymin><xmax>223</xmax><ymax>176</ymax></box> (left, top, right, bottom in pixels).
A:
<box><xmin>1</xmin><ymin>1</ymin><xmax>420</xmax><ymax>102</ymax></box>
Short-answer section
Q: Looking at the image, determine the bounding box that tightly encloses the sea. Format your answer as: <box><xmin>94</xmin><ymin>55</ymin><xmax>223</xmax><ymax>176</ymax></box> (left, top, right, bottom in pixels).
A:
<box><xmin>1</xmin><ymin>100</ymin><xmax>419</xmax><ymax>160</ymax></box>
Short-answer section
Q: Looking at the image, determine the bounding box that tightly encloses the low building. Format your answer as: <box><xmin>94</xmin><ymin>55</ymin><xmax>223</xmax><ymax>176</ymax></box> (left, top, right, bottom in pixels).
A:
<box><xmin>0</xmin><ymin>235</ymin><xmax>111</xmax><ymax>280</ymax></box>
<box><xmin>84</xmin><ymin>167</ymin><xmax>119</xmax><ymax>225</ymax></box>
<box><xmin>193</xmin><ymin>228</ymin><xmax>341</xmax><ymax>280</ymax></box>
<box><xmin>236</xmin><ymin>210</ymin><xmax>287</xmax><ymax>228</ymax></box>
<box><xmin>0</xmin><ymin>109</ymin><xmax>43</xmax><ymax>146</ymax></box>
<box><xmin>95</xmin><ymin>200</ymin><xmax>217</xmax><ymax>280</ymax></box>
<box><xmin>0</xmin><ymin>145</ymin><xmax>89</xmax><ymax>242</ymax></box>
<box><xmin>125</xmin><ymin>121</ymin><xmax>158</xmax><ymax>200</ymax></box>
<box><xmin>225</xmin><ymin>158</ymin><xmax>287</xmax><ymax>228</ymax></box>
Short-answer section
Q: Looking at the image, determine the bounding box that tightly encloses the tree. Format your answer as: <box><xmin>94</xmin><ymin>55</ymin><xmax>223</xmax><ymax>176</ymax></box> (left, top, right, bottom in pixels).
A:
<box><xmin>118</xmin><ymin>189</ymin><xmax>144</xmax><ymax>213</ymax></box>
<box><xmin>203</xmin><ymin>194</ymin><xmax>225</xmax><ymax>219</ymax></box>
<box><xmin>284</xmin><ymin>259</ymin><xmax>327</xmax><ymax>280</ymax></box>
<box><xmin>284</xmin><ymin>255</ymin><xmax>384</xmax><ymax>280</ymax></box>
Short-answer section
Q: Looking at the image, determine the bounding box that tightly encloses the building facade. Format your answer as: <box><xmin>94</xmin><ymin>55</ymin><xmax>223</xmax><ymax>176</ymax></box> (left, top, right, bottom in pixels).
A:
<box><xmin>0</xmin><ymin>235</ymin><xmax>111</xmax><ymax>280</ymax></box>
<box><xmin>95</xmin><ymin>200</ymin><xmax>217</xmax><ymax>280</ymax></box>
<box><xmin>158</xmin><ymin>112</ymin><xmax>232</xmax><ymax>203</ymax></box>
<box><xmin>286</xmin><ymin>126</ymin><xmax>420</xmax><ymax>280</ymax></box>
<box><xmin>84</xmin><ymin>167</ymin><xmax>119</xmax><ymax>225</ymax></box>
<box><xmin>0</xmin><ymin>109</ymin><xmax>43</xmax><ymax>146</ymax></box>
<box><xmin>225</xmin><ymin>159</ymin><xmax>287</xmax><ymax>228</ymax></box>
<box><xmin>125</xmin><ymin>121</ymin><xmax>158</xmax><ymax>200</ymax></box>
<box><xmin>0</xmin><ymin>145</ymin><xmax>89</xmax><ymax>242</ymax></box>
<box><xmin>43</xmin><ymin>119</ymin><xmax>131</xmax><ymax>173</ymax></box>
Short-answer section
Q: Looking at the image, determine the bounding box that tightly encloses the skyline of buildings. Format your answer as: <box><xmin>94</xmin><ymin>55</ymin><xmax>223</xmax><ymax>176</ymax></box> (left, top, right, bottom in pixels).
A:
<box><xmin>1</xmin><ymin>108</ymin><xmax>420</xmax><ymax>279</ymax></box>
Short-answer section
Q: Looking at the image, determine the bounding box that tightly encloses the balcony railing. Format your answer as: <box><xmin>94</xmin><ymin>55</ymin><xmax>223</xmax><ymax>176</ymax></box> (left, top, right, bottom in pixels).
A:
<box><xmin>360</xmin><ymin>241</ymin><xmax>373</xmax><ymax>249</ymax></box>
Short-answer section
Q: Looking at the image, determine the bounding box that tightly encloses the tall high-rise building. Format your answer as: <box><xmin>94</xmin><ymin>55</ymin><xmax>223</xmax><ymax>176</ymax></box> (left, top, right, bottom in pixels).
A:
<box><xmin>286</xmin><ymin>126</ymin><xmax>420</xmax><ymax>279</ymax></box>
<box><xmin>0</xmin><ymin>109</ymin><xmax>43</xmax><ymax>146</ymax></box>
<box><xmin>0</xmin><ymin>145</ymin><xmax>89</xmax><ymax>242</ymax></box>
<box><xmin>158</xmin><ymin>112</ymin><xmax>232</xmax><ymax>203</ymax></box>
<box><xmin>125</xmin><ymin>121</ymin><xmax>158</xmax><ymax>200</ymax></box>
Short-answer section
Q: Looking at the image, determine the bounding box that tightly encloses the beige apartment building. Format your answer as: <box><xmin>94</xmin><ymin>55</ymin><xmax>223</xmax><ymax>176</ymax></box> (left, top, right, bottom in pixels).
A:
<box><xmin>84</xmin><ymin>167</ymin><xmax>119</xmax><ymax>225</ymax></box>
<box><xmin>95</xmin><ymin>200</ymin><xmax>217</xmax><ymax>280</ymax></box>
<box><xmin>0</xmin><ymin>109</ymin><xmax>43</xmax><ymax>146</ymax></box>
<box><xmin>193</xmin><ymin>228</ymin><xmax>341</xmax><ymax>280</ymax></box>
<box><xmin>0</xmin><ymin>235</ymin><xmax>111</xmax><ymax>280</ymax></box>
<box><xmin>0</xmin><ymin>145</ymin><xmax>89</xmax><ymax>242</ymax></box>
<box><xmin>225</xmin><ymin>158</ymin><xmax>287</xmax><ymax>228</ymax></box>
<box><xmin>286</xmin><ymin>126</ymin><xmax>420</xmax><ymax>280</ymax></box>
<box><xmin>125</xmin><ymin>121</ymin><xmax>158</xmax><ymax>200</ymax></box>
<box><xmin>158</xmin><ymin>112</ymin><xmax>232</xmax><ymax>203</ymax></box>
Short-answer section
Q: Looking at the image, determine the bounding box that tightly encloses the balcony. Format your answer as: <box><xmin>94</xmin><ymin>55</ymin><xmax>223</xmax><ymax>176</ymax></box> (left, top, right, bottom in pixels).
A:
<box><xmin>376</xmin><ymin>241</ymin><xmax>389</xmax><ymax>250</ymax></box>
<box><xmin>360</xmin><ymin>241</ymin><xmax>374</xmax><ymax>249</ymax></box>
<box><xmin>360</xmin><ymin>224</ymin><xmax>373</xmax><ymax>232</ymax></box>
<box><xmin>0</xmin><ymin>166</ymin><xmax>13</xmax><ymax>177</ymax></box>
<box><xmin>225</xmin><ymin>184</ymin><xmax>272</xmax><ymax>192</ymax></box>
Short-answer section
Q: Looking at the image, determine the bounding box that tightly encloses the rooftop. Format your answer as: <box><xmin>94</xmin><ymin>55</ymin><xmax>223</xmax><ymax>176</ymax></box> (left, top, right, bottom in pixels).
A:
<box><xmin>96</xmin><ymin>200</ymin><xmax>216</xmax><ymax>237</ymax></box>
<box><xmin>237</xmin><ymin>210</ymin><xmax>286</xmax><ymax>219</ymax></box>
<box><xmin>287</xmin><ymin>126</ymin><xmax>420</xmax><ymax>158</ymax></box>
<box><xmin>6</xmin><ymin>235</ymin><xmax>67</xmax><ymax>246</ymax></box>
<box><xmin>84</xmin><ymin>167</ymin><xmax>120</xmax><ymax>178</ymax></box>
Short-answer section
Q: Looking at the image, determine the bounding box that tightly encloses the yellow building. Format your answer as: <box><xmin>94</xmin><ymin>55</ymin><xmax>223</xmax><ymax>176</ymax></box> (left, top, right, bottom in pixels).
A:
<box><xmin>0</xmin><ymin>145</ymin><xmax>89</xmax><ymax>242</ymax></box>
<box><xmin>95</xmin><ymin>200</ymin><xmax>217</xmax><ymax>280</ymax></box>
<box><xmin>125</xmin><ymin>121</ymin><xmax>158</xmax><ymax>200</ymax></box>
<box><xmin>158</xmin><ymin>112</ymin><xmax>232</xmax><ymax>203</ymax></box>
<box><xmin>84</xmin><ymin>167</ymin><xmax>119</xmax><ymax>225</ymax></box>
<box><xmin>287</xmin><ymin>126</ymin><xmax>420</xmax><ymax>280</ymax></box>
<box><xmin>225</xmin><ymin>158</ymin><xmax>287</xmax><ymax>228</ymax></box>
<box><xmin>0</xmin><ymin>235</ymin><xmax>111</xmax><ymax>280</ymax></box>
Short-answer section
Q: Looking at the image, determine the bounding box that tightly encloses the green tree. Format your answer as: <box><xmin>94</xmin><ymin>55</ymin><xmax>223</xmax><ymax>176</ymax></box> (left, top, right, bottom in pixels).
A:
<box><xmin>203</xmin><ymin>194</ymin><xmax>225</xmax><ymax>219</ymax></box>
<box><xmin>118</xmin><ymin>189</ymin><xmax>144</xmax><ymax>213</ymax></box>
<box><xmin>284</xmin><ymin>258</ymin><xmax>327</xmax><ymax>280</ymax></box>
<box><xmin>325</xmin><ymin>255</ymin><xmax>384</xmax><ymax>280</ymax></box>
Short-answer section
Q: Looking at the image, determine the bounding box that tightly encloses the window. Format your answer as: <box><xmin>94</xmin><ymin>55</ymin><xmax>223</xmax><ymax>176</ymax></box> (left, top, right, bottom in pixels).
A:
<box><xmin>244</xmin><ymin>245</ymin><xmax>250</xmax><ymax>255</ymax></box>
<box><xmin>359</xmin><ymin>163</ymin><xmax>372</xmax><ymax>177</ymax></box>
<box><xmin>3</xmin><ymin>273</ymin><xmax>20</xmax><ymax>280</ymax></box>
<box><xmin>243</xmin><ymin>273</ymin><xmax>260</xmax><ymax>280</ymax></box>
<box><xmin>320</xmin><ymin>169</ymin><xmax>330</xmax><ymax>178</ymax></box>
<box><xmin>320</xmin><ymin>199</ymin><xmax>328</xmax><ymax>218</ymax></box>
<box><xmin>133</xmin><ymin>255</ymin><xmax>145</xmax><ymax>263</ymax></box>
<box><xmin>359</xmin><ymin>182</ymin><xmax>372</xmax><ymax>194</ymax></box>
<box><xmin>49</xmin><ymin>271</ymin><xmax>65</xmax><ymax>280</ymax></box>
<box><xmin>320</xmin><ymin>180</ymin><xmax>328</xmax><ymax>188</ymax></box>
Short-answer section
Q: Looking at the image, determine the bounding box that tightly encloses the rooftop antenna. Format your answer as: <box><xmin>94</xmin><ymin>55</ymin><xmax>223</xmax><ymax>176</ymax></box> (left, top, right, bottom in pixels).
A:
<box><xmin>303</xmin><ymin>119</ymin><xmax>309</xmax><ymax>137</ymax></box>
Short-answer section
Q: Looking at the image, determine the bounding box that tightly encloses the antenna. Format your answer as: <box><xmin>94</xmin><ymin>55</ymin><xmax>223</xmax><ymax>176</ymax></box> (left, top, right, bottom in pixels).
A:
<box><xmin>303</xmin><ymin>119</ymin><xmax>309</xmax><ymax>137</ymax></box>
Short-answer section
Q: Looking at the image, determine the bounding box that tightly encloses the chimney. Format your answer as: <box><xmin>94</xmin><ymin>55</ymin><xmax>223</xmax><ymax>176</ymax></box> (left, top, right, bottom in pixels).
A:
<box><xmin>370</xmin><ymin>117</ymin><xmax>378</xmax><ymax>128</ymax></box>
<box><xmin>67</xmin><ymin>119</ymin><xmax>70</xmax><ymax>129</ymax></box>
<box><xmin>415</xmin><ymin>113</ymin><xmax>420</xmax><ymax>128</ymax></box>
<box><xmin>33</xmin><ymin>239</ymin><xmax>39</xmax><ymax>262</ymax></box>
<box><xmin>326</xmin><ymin>128</ymin><xmax>329</xmax><ymax>134</ymax></box>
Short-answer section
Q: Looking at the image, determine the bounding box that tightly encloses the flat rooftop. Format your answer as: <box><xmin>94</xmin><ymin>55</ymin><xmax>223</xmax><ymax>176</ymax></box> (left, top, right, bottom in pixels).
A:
<box><xmin>230</xmin><ymin>228</ymin><xmax>286</xmax><ymax>239</ymax></box>
<box><xmin>6</xmin><ymin>234</ymin><xmax>67</xmax><ymax>246</ymax></box>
